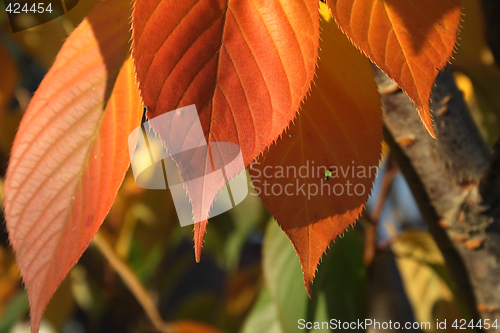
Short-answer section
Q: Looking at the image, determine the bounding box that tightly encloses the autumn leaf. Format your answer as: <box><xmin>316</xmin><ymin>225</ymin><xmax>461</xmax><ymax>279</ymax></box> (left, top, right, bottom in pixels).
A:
<box><xmin>194</xmin><ymin>220</ymin><xmax>209</xmax><ymax>262</ymax></box>
<box><xmin>172</xmin><ymin>321</ymin><xmax>227</xmax><ymax>333</ymax></box>
<box><xmin>3</xmin><ymin>0</ymin><xmax>139</xmax><ymax>329</ymax></box>
<box><xmin>327</xmin><ymin>0</ymin><xmax>461</xmax><ymax>137</ymax></box>
<box><xmin>249</xmin><ymin>3</ymin><xmax>382</xmax><ymax>295</ymax></box>
<box><xmin>131</xmin><ymin>0</ymin><xmax>321</xmax><ymax>258</ymax></box>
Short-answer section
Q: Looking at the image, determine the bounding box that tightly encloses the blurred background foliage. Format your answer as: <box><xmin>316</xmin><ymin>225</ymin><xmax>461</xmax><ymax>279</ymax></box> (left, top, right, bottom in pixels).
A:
<box><xmin>0</xmin><ymin>0</ymin><xmax>499</xmax><ymax>332</ymax></box>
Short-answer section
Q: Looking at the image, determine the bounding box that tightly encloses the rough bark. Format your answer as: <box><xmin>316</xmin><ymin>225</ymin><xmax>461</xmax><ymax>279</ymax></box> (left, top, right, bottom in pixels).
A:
<box><xmin>376</xmin><ymin>67</ymin><xmax>500</xmax><ymax>330</ymax></box>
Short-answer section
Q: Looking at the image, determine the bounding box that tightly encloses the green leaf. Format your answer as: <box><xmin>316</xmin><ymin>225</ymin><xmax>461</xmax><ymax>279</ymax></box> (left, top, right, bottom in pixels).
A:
<box><xmin>263</xmin><ymin>220</ymin><xmax>310</xmax><ymax>333</ymax></box>
<box><xmin>310</xmin><ymin>229</ymin><xmax>368</xmax><ymax>330</ymax></box>
<box><xmin>243</xmin><ymin>220</ymin><xmax>368</xmax><ymax>333</ymax></box>
<box><xmin>241</xmin><ymin>287</ymin><xmax>283</xmax><ymax>333</ymax></box>
<box><xmin>0</xmin><ymin>291</ymin><xmax>28</xmax><ymax>333</ymax></box>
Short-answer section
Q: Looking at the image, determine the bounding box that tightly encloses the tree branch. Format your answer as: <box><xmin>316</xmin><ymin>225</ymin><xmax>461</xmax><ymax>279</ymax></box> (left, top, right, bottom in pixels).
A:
<box><xmin>376</xmin><ymin>66</ymin><xmax>500</xmax><ymax>329</ymax></box>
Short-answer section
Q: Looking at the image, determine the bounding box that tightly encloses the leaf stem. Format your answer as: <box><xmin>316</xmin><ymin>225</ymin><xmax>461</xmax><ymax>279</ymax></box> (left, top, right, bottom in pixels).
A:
<box><xmin>92</xmin><ymin>232</ymin><xmax>175</xmax><ymax>333</ymax></box>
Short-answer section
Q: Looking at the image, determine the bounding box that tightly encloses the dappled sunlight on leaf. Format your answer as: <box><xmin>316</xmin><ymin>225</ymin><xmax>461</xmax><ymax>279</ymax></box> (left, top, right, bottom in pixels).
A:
<box><xmin>3</xmin><ymin>0</ymin><xmax>140</xmax><ymax>325</ymax></box>
<box><xmin>131</xmin><ymin>0</ymin><xmax>321</xmax><ymax>258</ymax></box>
<box><xmin>250</xmin><ymin>3</ymin><xmax>382</xmax><ymax>294</ymax></box>
<box><xmin>327</xmin><ymin>0</ymin><xmax>461</xmax><ymax>137</ymax></box>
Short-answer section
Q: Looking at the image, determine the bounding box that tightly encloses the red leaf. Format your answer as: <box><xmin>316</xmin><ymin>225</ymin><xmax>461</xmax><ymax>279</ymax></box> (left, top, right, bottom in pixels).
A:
<box><xmin>250</xmin><ymin>4</ymin><xmax>382</xmax><ymax>295</ymax></box>
<box><xmin>327</xmin><ymin>0</ymin><xmax>461</xmax><ymax>137</ymax></box>
<box><xmin>3</xmin><ymin>0</ymin><xmax>139</xmax><ymax>329</ymax></box>
<box><xmin>131</xmin><ymin>0</ymin><xmax>320</xmax><ymax>256</ymax></box>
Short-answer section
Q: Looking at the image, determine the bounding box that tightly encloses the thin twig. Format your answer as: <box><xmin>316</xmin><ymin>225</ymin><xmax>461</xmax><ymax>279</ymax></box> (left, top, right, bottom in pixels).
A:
<box><xmin>92</xmin><ymin>232</ymin><xmax>175</xmax><ymax>333</ymax></box>
<box><xmin>363</xmin><ymin>158</ymin><xmax>398</xmax><ymax>266</ymax></box>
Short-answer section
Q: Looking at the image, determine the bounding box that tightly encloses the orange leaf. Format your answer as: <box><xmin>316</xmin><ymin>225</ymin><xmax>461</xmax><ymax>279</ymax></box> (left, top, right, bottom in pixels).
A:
<box><xmin>194</xmin><ymin>219</ymin><xmax>208</xmax><ymax>262</ymax></box>
<box><xmin>327</xmin><ymin>0</ymin><xmax>461</xmax><ymax>137</ymax></box>
<box><xmin>131</xmin><ymin>0</ymin><xmax>320</xmax><ymax>257</ymax></box>
<box><xmin>249</xmin><ymin>3</ymin><xmax>382</xmax><ymax>295</ymax></box>
<box><xmin>172</xmin><ymin>321</ymin><xmax>226</xmax><ymax>333</ymax></box>
<box><xmin>3</xmin><ymin>0</ymin><xmax>139</xmax><ymax>330</ymax></box>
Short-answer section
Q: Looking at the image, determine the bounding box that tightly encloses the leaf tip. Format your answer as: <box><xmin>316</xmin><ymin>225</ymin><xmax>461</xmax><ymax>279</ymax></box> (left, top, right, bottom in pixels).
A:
<box><xmin>29</xmin><ymin>304</ymin><xmax>43</xmax><ymax>333</ymax></box>
<box><xmin>418</xmin><ymin>106</ymin><xmax>437</xmax><ymax>139</ymax></box>
<box><xmin>423</xmin><ymin>117</ymin><xmax>437</xmax><ymax>139</ymax></box>
<box><xmin>305</xmin><ymin>281</ymin><xmax>313</xmax><ymax>298</ymax></box>
<box><xmin>193</xmin><ymin>220</ymin><xmax>208</xmax><ymax>263</ymax></box>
